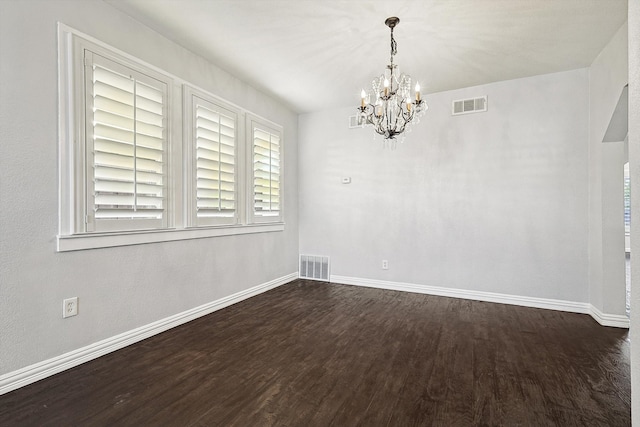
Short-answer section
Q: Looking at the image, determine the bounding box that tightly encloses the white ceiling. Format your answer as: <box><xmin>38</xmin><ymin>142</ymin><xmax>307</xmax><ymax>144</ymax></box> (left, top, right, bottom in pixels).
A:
<box><xmin>106</xmin><ymin>0</ymin><xmax>627</xmax><ymax>113</ymax></box>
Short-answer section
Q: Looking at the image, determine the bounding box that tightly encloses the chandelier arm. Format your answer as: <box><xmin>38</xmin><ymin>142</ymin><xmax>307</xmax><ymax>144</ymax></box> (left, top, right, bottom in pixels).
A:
<box><xmin>361</xmin><ymin>103</ymin><xmax>385</xmax><ymax>134</ymax></box>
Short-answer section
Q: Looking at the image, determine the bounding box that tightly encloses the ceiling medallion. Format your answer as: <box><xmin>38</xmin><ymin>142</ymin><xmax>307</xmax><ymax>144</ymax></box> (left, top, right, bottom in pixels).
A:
<box><xmin>359</xmin><ymin>17</ymin><xmax>427</xmax><ymax>143</ymax></box>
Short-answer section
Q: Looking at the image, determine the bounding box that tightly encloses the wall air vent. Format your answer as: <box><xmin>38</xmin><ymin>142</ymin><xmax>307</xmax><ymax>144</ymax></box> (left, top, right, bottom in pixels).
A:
<box><xmin>299</xmin><ymin>255</ymin><xmax>330</xmax><ymax>281</ymax></box>
<box><xmin>452</xmin><ymin>96</ymin><xmax>488</xmax><ymax>115</ymax></box>
<box><xmin>348</xmin><ymin>114</ymin><xmax>366</xmax><ymax>129</ymax></box>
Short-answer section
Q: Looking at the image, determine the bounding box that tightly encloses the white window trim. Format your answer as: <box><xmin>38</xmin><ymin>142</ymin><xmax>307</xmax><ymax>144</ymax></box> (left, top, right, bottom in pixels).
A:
<box><xmin>57</xmin><ymin>223</ymin><xmax>284</xmax><ymax>252</ymax></box>
<box><xmin>183</xmin><ymin>85</ymin><xmax>243</xmax><ymax>227</ymax></box>
<box><xmin>84</xmin><ymin>50</ymin><xmax>171</xmax><ymax>233</ymax></box>
<box><xmin>57</xmin><ymin>24</ymin><xmax>284</xmax><ymax>252</ymax></box>
<box><xmin>58</xmin><ymin>24</ymin><xmax>177</xmax><ymax>235</ymax></box>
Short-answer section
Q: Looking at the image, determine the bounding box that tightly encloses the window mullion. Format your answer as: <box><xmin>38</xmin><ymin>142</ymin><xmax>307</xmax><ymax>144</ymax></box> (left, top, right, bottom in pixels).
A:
<box><xmin>133</xmin><ymin>78</ymin><xmax>138</xmax><ymax>213</ymax></box>
<box><xmin>218</xmin><ymin>118</ymin><xmax>222</xmax><ymax>213</ymax></box>
<box><xmin>269</xmin><ymin>134</ymin><xmax>273</xmax><ymax>211</ymax></box>
<box><xmin>84</xmin><ymin>52</ymin><xmax>95</xmax><ymax>232</ymax></box>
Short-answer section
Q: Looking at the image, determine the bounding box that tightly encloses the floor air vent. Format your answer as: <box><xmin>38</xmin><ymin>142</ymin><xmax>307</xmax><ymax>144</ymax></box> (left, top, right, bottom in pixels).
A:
<box><xmin>299</xmin><ymin>255</ymin><xmax>330</xmax><ymax>281</ymax></box>
<box><xmin>452</xmin><ymin>96</ymin><xmax>488</xmax><ymax>115</ymax></box>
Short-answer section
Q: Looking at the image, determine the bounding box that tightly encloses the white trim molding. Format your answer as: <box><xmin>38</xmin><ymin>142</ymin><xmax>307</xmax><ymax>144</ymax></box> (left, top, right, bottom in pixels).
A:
<box><xmin>0</xmin><ymin>272</ymin><xmax>297</xmax><ymax>396</ymax></box>
<box><xmin>330</xmin><ymin>275</ymin><xmax>629</xmax><ymax>329</ymax></box>
<box><xmin>589</xmin><ymin>304</ymin><xmax>630</xmax><ymax>328</ymax></box>
<box><xmin>57</xmin><ymin>223</ymin><xmax>284</xmax><ymax>252</ymax></box>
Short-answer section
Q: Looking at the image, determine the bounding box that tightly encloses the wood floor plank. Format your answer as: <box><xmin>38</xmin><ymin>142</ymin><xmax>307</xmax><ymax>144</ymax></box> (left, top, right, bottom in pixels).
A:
<box><xmin>0</xmin><ymin>280</ymin><xmax>631</xmax><ymax>426</ymax></box>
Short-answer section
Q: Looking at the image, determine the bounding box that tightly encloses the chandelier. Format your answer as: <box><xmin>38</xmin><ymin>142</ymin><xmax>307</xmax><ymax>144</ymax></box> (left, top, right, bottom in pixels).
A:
<box><xmin>359</xmin><ymin>17</ymin><xmax>427</xmax><ymax>141</ymax></box>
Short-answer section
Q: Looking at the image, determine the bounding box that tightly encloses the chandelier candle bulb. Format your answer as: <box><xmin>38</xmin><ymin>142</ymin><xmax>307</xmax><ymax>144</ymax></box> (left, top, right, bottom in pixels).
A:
<box><xmin>361</xmin><ymin>89</ymin><xmax>366</xmax><ymax>108</ymax></box>
<box><xmin>415</xmin><ymin>82</ymin><xmax>421</xmax><ymax>101</ymax></box>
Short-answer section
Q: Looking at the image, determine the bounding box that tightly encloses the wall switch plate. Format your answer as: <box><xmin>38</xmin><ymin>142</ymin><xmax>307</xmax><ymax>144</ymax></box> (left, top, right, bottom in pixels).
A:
<box><xmin>63</xmin><ymin>297</ymin><xmax>78</xmax><ymax>318</ymax></box>
<box><xmin>382</xmin><ymin>260</ymin><xmax>389</xmax><ymax>270</ymax></box>
<box><xmin>342</xmin><ymin>177</ymin><xmax>352</xmax><ymax>184</ymax></box>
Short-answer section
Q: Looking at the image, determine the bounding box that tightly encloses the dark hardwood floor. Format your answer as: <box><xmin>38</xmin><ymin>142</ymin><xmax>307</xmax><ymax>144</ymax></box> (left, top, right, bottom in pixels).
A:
<box><xmin>0</xmin><ymin>280</ymin><xmax>631</xmax><ymax>426</ymax></box>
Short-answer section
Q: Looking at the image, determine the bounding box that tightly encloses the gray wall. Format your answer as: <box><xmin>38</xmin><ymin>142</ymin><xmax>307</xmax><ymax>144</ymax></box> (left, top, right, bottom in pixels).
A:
<box><xmin>299</xmin><ymin>69</ymin><xmax>589</xmax><ymax>303</ymax></box>
<box><xmin>0</xmin><ymin>0</ymin><xmax>299</xmax><ymax>375</ymax></box>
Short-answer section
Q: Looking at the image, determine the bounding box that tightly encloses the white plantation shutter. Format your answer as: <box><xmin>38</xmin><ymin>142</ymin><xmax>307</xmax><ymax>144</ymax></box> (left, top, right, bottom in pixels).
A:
<box><xmin>189</xmin><ymin>92</ymin><xmax>238</xmax><ymax>226</ymax></box>
<box><xmin>58</xmin><ymin>31</ymin><xmax>287</xmax><ymax>250</ymax></box>
<box><xmin>251</xmin><ymin>121</ymin><xmax>282</xmax><ymax>222</ymax></box>
<box><xmin>85</xmin><ymin>52</ymin><xmax>167</xmax><ymax>232</ymax></box>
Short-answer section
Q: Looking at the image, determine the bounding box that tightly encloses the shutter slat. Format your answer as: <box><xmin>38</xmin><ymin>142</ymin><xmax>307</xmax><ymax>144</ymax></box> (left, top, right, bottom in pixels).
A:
<box><xmin>197</xmin><ymin>127</ymin><xmax>221</xmax><ymax>143</ymax></box>
<box><xmin>196</xmin><ymin>148</ymin><xmax>234</xmax><ymax>166</ymax></box>
<box><xmin>93</xmin><ymin>66</ymin><xmax>132</xmax><ymax>91</ymax></box>
<box><xmin>196</xmin><ymin>106</ymin><xmax>219</xmax><ymax>122</ymax></box>
<box><xmin>197</xmin><ymin>157</ymin><xmax>234</xmax><ymax>172</ymax></box>
<box><xmin>136</xmin><ymin>146</ymin><xmax>163</xmax><ymax>162</ymax></box>
<box><xmin>94</xmin><ymin>124</ymin><xmax>134</xmax><ymax>144</ymax></box>
<box><xmin>136</xmin><ymin>81</ymin><xmax>163</xmax><ymax>103</ymax></box>
<box><xmin>136</xmin><ymin>158</ymin><xmax>163</xmax><ymax>174</ymax></box>
<box><xmin>196</xmin><ymin>115</ymin><xmax>220</xmax><ymax>131</ymax></box>
<box><xmin>95</xmin><ymin>152</ymin><xmax>134</xmax><ymax>169</ymax></box>
<box><xmin>136</xmin><ymin>133</ymin><xmax>163</xmax><ymax>151</ymax></box>
<box><xmin>94</xmin><ymin>110</ymin><xmax>134</xmax><ymax>130</ymax></box>
<box><xmin>95</xmin><ymin>193</ymin><xmax>134</xmax><ymax>206</ymax></box>
<box><xmin>94</xmin><ymin>166</ymin><xmax>134</xmax><ymax>182</ymax></box>
<box><xmin>95</xmin><ymin>139</ymin><xmax>134</xmax><ymax>157</ymax></box>
<box><xmin>94</xmin><ymin>95</ymin><xmax>134</xmax><ymax>118</ymax></box>
<box><xmin>136</xmin><ymin>121</ymin><xmax>163</xmax><ymax>139</ymax></box>
<box><xmin>136</xmin><ymin>182</ymin><xmax>163</xmax><ymax>196</ymax></box>
<box><xmin>136</xmin><ymin>96</ymin><xmax>162</xmax><ymax>115</ymax></box>
<box><xmin>136</xmin><ymin>108</ymin><xmax>163</xmax><ymax>126</ymax></box>
<box><xmin>197</xmin><ymin>167</ymin><xmax>235</xmax><ymax>180</ymax></box>
<box><xmin>95</xmin><ymin>180</ymin><xmax>134</xmax><ymax>194</ymax></box>
<box><xmin>136</xmin><ymin>170</ymin><xmax>163</xmax><ymax>185</ymax></box>
<box><xmin>94</xmin><ymin>81</ymin><xmax>133</xmax><ymax>106</ymax></box>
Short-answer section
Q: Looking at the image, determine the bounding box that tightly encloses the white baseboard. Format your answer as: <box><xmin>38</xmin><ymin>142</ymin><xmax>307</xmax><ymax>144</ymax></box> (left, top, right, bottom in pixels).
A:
<box><xmin>0</xmin><ymin>272</ymin><xmax>297</xmax><ymax>396</ymax></box>
<box><xmin>330</xmin><ymin>275</ymin><xmax>629</xmax><ymax>329</ymax></box>
<box><xmin>2</xmin><ymin>272</ymin><xmax>627</xmax><ymax>396</ymax></box>
<box><xmin>589</xmin><ymin>304</ymin><xmax>630</xmax><ymax>328</ymax></box>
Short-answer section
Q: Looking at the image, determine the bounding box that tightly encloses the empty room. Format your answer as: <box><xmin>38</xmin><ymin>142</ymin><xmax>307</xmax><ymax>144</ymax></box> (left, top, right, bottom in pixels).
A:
<box><xmin>1</xmin><ymin>0</ymin><xmax>639</xmax><ymax>425</ymax></box>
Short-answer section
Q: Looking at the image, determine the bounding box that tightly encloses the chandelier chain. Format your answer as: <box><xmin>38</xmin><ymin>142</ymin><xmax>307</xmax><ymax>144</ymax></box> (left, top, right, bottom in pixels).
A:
<box><xmin>390</xmin><ymin>27</ymin><xmax>397</xmax><ymax>65</ymax></box>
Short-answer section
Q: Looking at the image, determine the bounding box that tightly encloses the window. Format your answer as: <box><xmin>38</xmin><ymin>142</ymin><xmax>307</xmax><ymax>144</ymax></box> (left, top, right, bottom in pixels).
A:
<box><xmin>248</xmin><ymin>117</ymin><xmax>283</xmax><ymax>223</ymax></box>
<box><xmin>185</xmin><ymin>87</ymin><xmax>239</xmax><ymax>227</ymax></box>
<box><xmin>57</xmin><ymin>25</ymin><xmax>284</xmax><ymax>252</ymax></box>
<box><xmin>624</xmin><ymin>162</ymin><xmax>630</xmax><ymax>235</ymax></box>
<box><xmin>85</xmin><ymin>52</ymin><xmax>168</xmax><ymax>232</ymax></box>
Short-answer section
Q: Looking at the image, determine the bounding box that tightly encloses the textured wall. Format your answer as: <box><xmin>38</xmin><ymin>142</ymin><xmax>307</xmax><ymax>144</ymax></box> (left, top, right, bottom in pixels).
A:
<box><xmin>0</xmin><ymin>0</ymin><xmax>298</xmax><ymax>375</ymax></box>
<box><xmin>299</xmin><ymin>69</ymin><xmax>589</xmax><ymax>303</ymax></box>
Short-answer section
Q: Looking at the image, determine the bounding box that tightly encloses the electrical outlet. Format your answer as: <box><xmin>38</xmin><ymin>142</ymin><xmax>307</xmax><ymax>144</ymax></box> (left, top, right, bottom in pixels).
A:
<box><xmin>382</xmin><ymin>260</ymin><xmax>389</xmax><ymax>270</ymax></box>
<box><xmin>63</xmin><ymin>297</ymin><xmax>78</xmax><ymax>318</ymax></box>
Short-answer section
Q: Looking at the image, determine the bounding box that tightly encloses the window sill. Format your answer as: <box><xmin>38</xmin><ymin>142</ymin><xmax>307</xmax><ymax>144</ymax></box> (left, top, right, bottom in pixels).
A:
<box><xmin>57</xmin><ymin>223</ymin><xmax>285</xmax><ymax>252</ymax></box>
